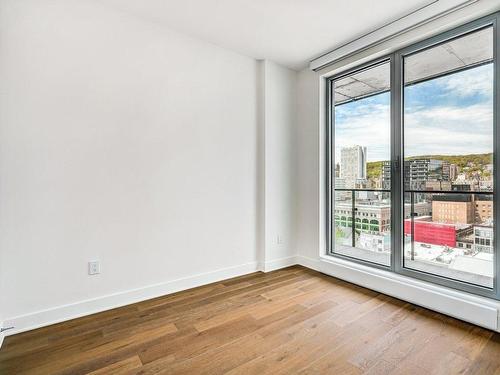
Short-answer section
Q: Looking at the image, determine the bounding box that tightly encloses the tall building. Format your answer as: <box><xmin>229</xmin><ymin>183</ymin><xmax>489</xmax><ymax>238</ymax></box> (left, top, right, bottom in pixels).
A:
<box><xmin>474</xmin><ymin>225</ymin><xmax>493</xmax><ymax>254</ymax></box>
<box><xmin>474</xmin><ymin>195</ymin><xmax>493</xmax><ymax>224</ymax></box>
<box><xmin>340</xmin><ymin>145</ymin><xmax>367</xmax><ymax>189</ymax></box>
<box><xmin>404</xmin><ymin>159</ymin><xmax>450</xmax><ymax>190</ymax></box>
<box><xmin>449</xmin><ymin>163</ymin><xmax>458</xmax><ymax>182</ymax></box>
<box><xmin>381</xmin><ymin>161</ymin><xmax>391</xmax><ymax>190</ymax></box>
<box><xmin>432</xmin><ymin>194</ymin><xmax>474</xmax><ymax>224</ymax></box>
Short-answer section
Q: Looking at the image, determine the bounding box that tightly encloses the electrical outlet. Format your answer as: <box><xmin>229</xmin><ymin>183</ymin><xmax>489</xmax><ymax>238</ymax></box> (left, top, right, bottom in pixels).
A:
<box><xmin>88</xmin><ymin>261</ymin><xmax>101</xmax><ymax>275</ymax></box>
<box><xmin>277</xmin><ymin>235</ymin><xmax>283</xmax><ymax>245</ymax></box>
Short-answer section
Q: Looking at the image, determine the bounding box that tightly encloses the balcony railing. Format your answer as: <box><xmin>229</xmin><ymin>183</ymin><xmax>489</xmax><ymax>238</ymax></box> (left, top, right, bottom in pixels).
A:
<box><xmin>334</xmin><ymin>188</ymin><xmax>391</xmax><ymax>248</ymax></box>
<box><xmin>333</xmin><ymin>188</ymin><xmax>494</xmax><ymax>287</ymax></box>
<box><xmin>404</xmin><ymin>189</ymin><xmax>493</xmax><ymax>264</ymax></box>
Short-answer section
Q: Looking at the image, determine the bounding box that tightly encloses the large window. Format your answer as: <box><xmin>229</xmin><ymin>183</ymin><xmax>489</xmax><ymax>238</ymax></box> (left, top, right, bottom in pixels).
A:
<box><xmin>402</xmin><ymin>26</ymin><xmax>494</xmax><ymax>288</ymax></box>
<box><xmin>332</xmin><ymin>61</ymin><xmax>392</xmax><ymax>266</ymax></box>
<box><xmin>328</xmin><ymin>13</ymin><xmax>499</xmax><ymax>298</ymax></box>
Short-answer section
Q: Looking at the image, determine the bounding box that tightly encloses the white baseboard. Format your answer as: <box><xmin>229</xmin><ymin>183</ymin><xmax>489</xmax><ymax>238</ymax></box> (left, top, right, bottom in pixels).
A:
<box><xmin>261</xmin><ymin>256</ymin><xmax>299</xmax><ymax>272</ymax></box>
<box><xmin>4</xmin><ymin>261</ymin><xmax>261</xmax><ymax>336</ymax></box>
<box><xmin>296</xmin><ymin>255</ymin><xmax>321</xmax><ymax>271</ymax></box>
<box><xmin>4</xmin><ymin>254</ymin><xmax>500</xmax><ymax>339</ymax></box>
<box><xmin>307</xmin><ymin>254</ymin><xmax>500</xmax><ymax>332</ymax></box>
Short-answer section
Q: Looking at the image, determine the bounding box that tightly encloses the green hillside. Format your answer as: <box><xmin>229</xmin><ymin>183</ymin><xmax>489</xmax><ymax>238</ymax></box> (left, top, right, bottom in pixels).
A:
<box><xmin>367</xmin><ymin>161</ymin><xmax>384</xmax><ymax>180</ymax></box>
<box><xmin>366</xmin><ymin>153</ymin><xmax>493</xmax><ymax>180</ymax></box>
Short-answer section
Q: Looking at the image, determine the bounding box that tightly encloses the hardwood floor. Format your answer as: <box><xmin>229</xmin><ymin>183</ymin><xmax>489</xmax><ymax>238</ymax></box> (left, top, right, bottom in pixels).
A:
<box><xmin>1</xmin><ymin>265</ymin><xmax>500</xmax><ymax>374</ymax></box>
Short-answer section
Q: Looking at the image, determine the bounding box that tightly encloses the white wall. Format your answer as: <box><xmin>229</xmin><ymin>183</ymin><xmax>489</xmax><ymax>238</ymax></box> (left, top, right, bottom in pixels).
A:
<box><xmin>0</xmin><ymin>245</ymin><xmax>4</xmax><ymax>346</ymax></box>
<box><xmin>295</xmin><ymin>69</ymin><xmax>321</xmax><ymax>263</ymax></box>
<box><xmin>260</xmin><ymin>61</ymin><xmax>298</xmax><ymax>270</ymax></box>
<box><xmin>0</xmin><ymin>0</ymin><xmax>268</xmax><ymax>333</ymax></box>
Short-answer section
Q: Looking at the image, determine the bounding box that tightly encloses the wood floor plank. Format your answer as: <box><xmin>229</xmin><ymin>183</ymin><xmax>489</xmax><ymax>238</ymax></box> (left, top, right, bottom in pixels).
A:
<box><xmin>86</xmin><ymin>356</ymin><xmax>143</xmax><ymax>375</ymax></box>
<box><xmin>296</xmin><ymin>312</ymin><xmax>395</xmax><ymax>374</ymax></box>
<box><xmin>1</xmin><ymin>266</ymin><xmax>500</xmax><ymax>375</ymax></box>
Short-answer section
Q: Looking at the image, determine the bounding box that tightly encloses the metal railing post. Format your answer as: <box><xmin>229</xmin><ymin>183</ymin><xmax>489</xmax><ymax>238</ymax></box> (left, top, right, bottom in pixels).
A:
<box><xmin>411</xmin><ymin>191</ymin><xmax>415</xmax><ymax>261</ymax></box>
<box><xmin>352</xmin><ymin>190</ymin><xmax>356</xmax><ymax>248</ymax></box>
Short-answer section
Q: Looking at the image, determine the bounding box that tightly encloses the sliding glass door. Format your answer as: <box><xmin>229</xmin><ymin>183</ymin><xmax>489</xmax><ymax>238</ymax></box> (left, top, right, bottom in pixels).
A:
<box><xmin>327</xmin><ymin>12</ymin><xmax>500</xmax><ymax>298</ymax></box>
<box><xmin>331</xmin><ymin>60</ymin><xmax>392</xmax><ymax>267</ymax></box>
<box><xmin>401</xmin><ymin>25</ymin><xmax>494</xmax><ymax>289</ymax></box>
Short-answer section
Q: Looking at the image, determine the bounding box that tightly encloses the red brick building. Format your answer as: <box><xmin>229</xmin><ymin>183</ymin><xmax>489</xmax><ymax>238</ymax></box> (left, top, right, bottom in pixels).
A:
<box><xmin>404</xmin><ymin>218</ymin><xmax>456</xmax><ymax>247</ymax></box>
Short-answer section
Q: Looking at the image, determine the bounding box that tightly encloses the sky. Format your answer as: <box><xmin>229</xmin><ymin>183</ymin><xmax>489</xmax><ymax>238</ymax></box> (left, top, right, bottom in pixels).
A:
<box><xmin>334</xmin><ymin>63</ymin><xmax>494</xmax><ymax>162</ymax></box>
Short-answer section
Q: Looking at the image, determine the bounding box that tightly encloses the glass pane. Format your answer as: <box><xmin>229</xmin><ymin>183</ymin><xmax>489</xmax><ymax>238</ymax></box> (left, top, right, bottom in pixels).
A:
<box><xmin>334</xmin><ymin>191</ymin><xmax>391</xmax><ymax>266</ymax></box>
<box><xmin>334</xmin><ymin>191</ymin><xmax>353</xmax><ymax>248</ymax></box>
<box><xmin>404</xmin><ymin>192</ymin><xmax>493</xmax><ymax>288</ymax></box>
<box><xmin>403</xmin><ymin>27</ymin><xmax>493</xmax><ymax>193</ymax></box>
<box><xmin>332</xmin><ymin>61</ymin><xmax>391</xmax><ymax>266</ymax></box>
<box><xmin>402</xmin><ymin>26</ymin><xmax>494</xmax><ymax>288</ymax></box>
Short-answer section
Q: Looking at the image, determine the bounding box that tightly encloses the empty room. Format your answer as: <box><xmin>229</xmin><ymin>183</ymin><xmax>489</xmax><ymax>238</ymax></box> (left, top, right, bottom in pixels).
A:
<box><xmin>2</xmin><ymin>0</ymin><xmax>500</xmax><ymax>374</ymax></box>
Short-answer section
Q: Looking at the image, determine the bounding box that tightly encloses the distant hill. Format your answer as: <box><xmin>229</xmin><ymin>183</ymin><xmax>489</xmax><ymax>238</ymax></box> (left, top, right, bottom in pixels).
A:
<box><xmin>366</xmin><ymin>153</ymin><xmax>493</xmax><ymax>180</ymax></box>
<box><xmin>367</xmin><ymin>161</ymin><xmax>384</xmax><ymax>180</ymax></box>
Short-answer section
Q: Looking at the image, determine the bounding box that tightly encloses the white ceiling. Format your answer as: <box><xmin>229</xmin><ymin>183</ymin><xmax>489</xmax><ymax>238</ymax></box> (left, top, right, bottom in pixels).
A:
<box><xmin>96</xmin><ymin>0</ymin><xmax>434</xmax><ymax>71</ymax></box>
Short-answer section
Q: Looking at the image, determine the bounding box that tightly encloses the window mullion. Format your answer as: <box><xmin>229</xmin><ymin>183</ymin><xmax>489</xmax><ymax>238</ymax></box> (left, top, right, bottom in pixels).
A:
<box><xmin>494</xmin><ymin>15</ymin><xmax>500</xmax><ymax>299</ymax></box>
<box><xmin>392</xmin><ymin>52</ymin><xmax>403</xmax><ymax>274</ymax></box>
